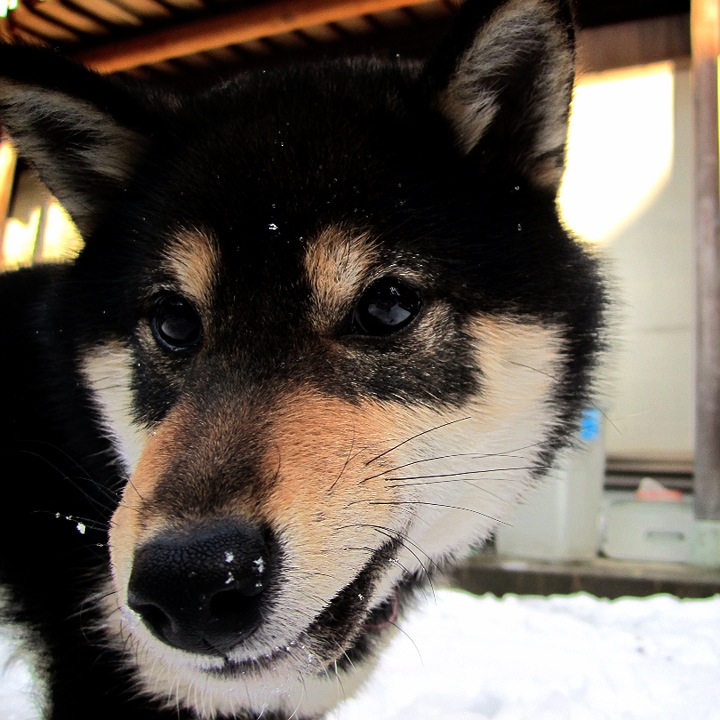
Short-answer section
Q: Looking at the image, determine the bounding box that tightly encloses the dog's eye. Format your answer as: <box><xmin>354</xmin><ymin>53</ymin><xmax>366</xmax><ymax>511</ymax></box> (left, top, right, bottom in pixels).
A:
<box><xmin>351</xmin><ymin>278</ymin><xmax>422</xmax><ymax>336</ymax></box>
<box><xmin>150</xmin><ymin>294</ymin><xmax>202</xmax><ymax>352</ymax></box>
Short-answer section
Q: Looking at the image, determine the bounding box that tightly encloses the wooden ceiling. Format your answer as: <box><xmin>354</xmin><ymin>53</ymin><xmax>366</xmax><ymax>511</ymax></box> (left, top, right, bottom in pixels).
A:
<box><xmin>0</xmin><ymin>0</ymin><xmax>691</xmax><ymax>83</ymax></box>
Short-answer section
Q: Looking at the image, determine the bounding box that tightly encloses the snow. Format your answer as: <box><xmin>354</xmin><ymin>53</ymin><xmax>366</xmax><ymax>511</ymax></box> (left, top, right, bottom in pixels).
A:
<box><xmin>330</xmin><ymin>589</ymin><xmax>720</xmax><ymax>720</ymax></box>
<box><xmin>0</xmin><ymin>624</ymin><xmax>44</xmax><ymax>720</ymax></box>
<box><xmin>2</xmin><ymin>588</ymin><xmax>719</xmax><ymax>719</ymax></box>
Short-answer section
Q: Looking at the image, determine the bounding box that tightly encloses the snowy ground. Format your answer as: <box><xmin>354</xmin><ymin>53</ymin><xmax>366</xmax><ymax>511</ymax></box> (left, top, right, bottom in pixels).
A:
<box><xmin>3</xmin><ymin>588</ymin><xmax>720</xmax><ymax>719</ymax></box>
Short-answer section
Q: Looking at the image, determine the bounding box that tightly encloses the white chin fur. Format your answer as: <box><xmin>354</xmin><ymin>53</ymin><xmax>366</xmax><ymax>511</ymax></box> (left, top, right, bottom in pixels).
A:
<box><xmin>99</xmin><ymin>584</ymin><xmax>378</xmax><ymax>719</ymax></box>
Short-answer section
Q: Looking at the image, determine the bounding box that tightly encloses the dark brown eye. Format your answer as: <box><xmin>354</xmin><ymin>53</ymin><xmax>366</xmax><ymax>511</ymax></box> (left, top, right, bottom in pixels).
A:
<box><xmin>150</xmin><ymin>294</ymin><xmax>202</xmax><ymax>352</ymax></box>
<box><xmin>351</xmin><ymin>277</ymin><xmax>422</xmax><ymax>336</ymax></box>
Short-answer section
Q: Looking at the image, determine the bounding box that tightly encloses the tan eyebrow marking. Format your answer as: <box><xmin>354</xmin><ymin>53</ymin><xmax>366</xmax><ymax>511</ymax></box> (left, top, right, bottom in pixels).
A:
<box><xmin>304</xmin><ymin>225</ymin><xmax>378</xmax><ymax>332</ymax></box>
<box><xmin>163</xmin><ymin>227</ymin><xmax>219</xmax><ymax>308</ymax></box>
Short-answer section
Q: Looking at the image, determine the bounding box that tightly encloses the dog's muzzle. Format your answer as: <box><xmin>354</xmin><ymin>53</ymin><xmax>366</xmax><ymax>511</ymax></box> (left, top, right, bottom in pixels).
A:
<box><xmin>127</xmin><ymin>519</ymin><xmax>271</xmax><ymax>656</ymax></box>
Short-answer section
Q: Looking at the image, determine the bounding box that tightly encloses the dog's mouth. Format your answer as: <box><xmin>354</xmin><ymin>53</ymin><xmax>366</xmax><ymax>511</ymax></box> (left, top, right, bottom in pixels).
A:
<box><xmin>207</xmin><ymin>538</ymin><xmax>404</xmax><ymax>679</ymax></box>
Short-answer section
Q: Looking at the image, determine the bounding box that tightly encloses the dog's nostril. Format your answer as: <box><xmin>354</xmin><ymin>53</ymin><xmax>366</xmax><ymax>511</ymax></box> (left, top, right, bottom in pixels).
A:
<box><xmin>208</xmin><ymin>588</ymin><xmax>263</xmax><ymax>645</ymax></box>
<box><xmin>127</xmin><ymin>518</ymin><xmax>272</xmax><ymax>655</ymax></box>
<box><xmin>131</xmin><ymin>602</ymin><xmax>173</xmax><ymax>643</ymax></box>
<box><xmin>210</xmin><ymin>588</ymin><xmax>259</xmax><ymax>621</ymax></box>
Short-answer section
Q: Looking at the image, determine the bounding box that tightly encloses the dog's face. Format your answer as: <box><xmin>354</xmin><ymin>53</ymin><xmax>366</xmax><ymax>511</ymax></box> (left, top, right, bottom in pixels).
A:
<box><xmin>0</xmin><ymin>0</ymin><xmax>604</xmax><ymax>717</ymax></box>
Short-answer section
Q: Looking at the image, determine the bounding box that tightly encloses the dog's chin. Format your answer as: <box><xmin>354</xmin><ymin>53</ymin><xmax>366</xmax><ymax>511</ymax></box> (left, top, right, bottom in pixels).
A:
<box><xmin>103</xmin><ymin>579</ymin><xmax>400</xmax><ymax>720</ymax></box>
<box><xmin>207</xmin><ymin>588</ymin><xmax>400</xmax><ymax>680</ymax></box>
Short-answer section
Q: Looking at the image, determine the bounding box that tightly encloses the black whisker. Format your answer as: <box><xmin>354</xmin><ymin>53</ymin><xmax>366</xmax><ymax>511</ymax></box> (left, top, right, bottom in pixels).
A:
<box><xmin>328</xmin><ymin>426</ymin><xmax>356</xmax><ymax>494</ymax></box>
<box><xmin>363</xmin><ymin>416</ymin><xmax>473</xmax><ymax>467</ymax></box>
<box><xmin>34</xmin><ymin>510</ymin><xmax>107</xmax><ymax>534</ymax></box>
<box><xmin>353</xmin><ymin>499</ymin><xmax>509</xmax><ymax>525</ymax></box>
<box><xmin>368</xmin><ymin>526</ymin><xmax>438</xmax><ymax>602</ymax></box>
<box><xmin>590</xmin><ymin>401</ymin><xmax>620</xmax><ymax>436</ymax></box>
<box><xmin>360</xmin><ymin>449</ymin><xmax>528</xmax><ymax>484</ymax></box>
<box><xmin>384</xmin><ymin>616</ymin><xmax>424</xmax><ymax>665</ymax></box>
<box><xmin>16</xmin><ymin>448</ymin><xmax>119</xmax><ymax>514</ymax></box>
<box><xmin>16</xmin><ymin>440</ymin><xmax>95</xmax><ymax>479</ymax></box>
<box><xmin>338</xmin><ymin>522</ymin><xmax>440</xmax><ymax>576</ymax></box>
<box><xmin>388</xmin><ymin>476</ymin><xmax>510</xmax><ymax>492</ymax></box>
<box><xmin>385</xmin><ymin>464</ymin><xmax>534</xmax><ymax>487</ymax></box>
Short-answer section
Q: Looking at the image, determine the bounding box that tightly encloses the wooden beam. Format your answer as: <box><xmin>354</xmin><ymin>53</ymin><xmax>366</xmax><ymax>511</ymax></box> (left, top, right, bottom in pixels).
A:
<box><xmin>692</xmin><ymin>0</ymin><xmax>720</xmax><ymax>524</ymax></box>
<box><xmin>76</xmin><ymin>0</ymin><xmax>444</xmax><ymax>73</ymax></box>
<box><xmin>576</xmin><ymin>14</ymin><xmax>690</xmax><ymax>74</ymax></box>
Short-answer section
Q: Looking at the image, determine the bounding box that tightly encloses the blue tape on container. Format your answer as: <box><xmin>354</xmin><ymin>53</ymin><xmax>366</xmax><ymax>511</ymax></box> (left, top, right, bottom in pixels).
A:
<box><xmin>580</xmin><ymin>408</ymin><xmax>601</xmax><ymax>442</ymax></box>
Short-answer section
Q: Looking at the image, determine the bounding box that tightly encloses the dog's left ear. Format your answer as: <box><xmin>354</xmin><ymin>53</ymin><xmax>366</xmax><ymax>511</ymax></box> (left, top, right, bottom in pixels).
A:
<box><xmin>427</xmin><ymin>0</ymin><xmax>575</xmax><ymax>194</ymax></box>
<box><xmin>0</xmin><ymin>44</ymin><xmax>156</xmax><ymax>237</ymax></box>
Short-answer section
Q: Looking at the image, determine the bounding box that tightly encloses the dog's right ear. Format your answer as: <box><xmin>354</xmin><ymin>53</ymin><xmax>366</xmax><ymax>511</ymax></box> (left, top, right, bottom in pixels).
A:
<box><xmin>426</xmin><ymin>0</ymin><xmax>576</xmax><ymax>194</ymax></box>
<box><xmin>0</xmin><ymin>44</ymin><xmax>154</xmax><ymax>237</ymax></box>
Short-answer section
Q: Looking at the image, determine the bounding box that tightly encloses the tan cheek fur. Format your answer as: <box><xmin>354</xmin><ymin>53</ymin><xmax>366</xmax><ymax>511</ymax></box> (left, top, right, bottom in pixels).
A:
<box><xmin>108</xmin><ymin>406</ymin><xmax>194</xmax><ymax>596</ymax></box>
<box><xmin>259</xmin><ymin>393</ymin><xmax>413</xmax><ymax>589</ymax></box>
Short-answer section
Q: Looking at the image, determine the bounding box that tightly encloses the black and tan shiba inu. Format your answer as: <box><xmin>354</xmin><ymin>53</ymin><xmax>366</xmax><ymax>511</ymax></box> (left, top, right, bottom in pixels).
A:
<box><xmin>0</xmin><ymin>0</ymin><xmax>605</xmax><ymax>717</ymax></box>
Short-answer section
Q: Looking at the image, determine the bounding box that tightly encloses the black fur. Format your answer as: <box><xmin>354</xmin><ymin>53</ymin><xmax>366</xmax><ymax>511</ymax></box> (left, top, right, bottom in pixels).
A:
<box><xmin>0</xmin><ymin>1</ymin><xmax>605</xmax><ymax>718</ymax></box>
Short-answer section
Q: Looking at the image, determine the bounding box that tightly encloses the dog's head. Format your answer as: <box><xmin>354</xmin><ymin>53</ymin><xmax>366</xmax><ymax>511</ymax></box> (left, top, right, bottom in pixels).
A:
<box><xmin>0</xmin><ymin>0</ymin><xmax>604</xmax><ymax>716</ymax></box>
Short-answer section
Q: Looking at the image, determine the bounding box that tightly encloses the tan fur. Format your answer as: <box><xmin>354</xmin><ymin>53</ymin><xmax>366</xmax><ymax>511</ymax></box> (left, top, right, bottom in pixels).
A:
<box><xmin>163</xmin><ymin>228</ymin><xmax>219</xmax><ymax>309</ymax></box>
<box><xmin>304</xmin><ymin>226</ymin><xmax>378</xmax><ymax>333</ymax></box>
<box><xmin>468</xmin><ymin>316</ymin><xmax>562</xmax><ymax>426</ymax></box>
<box><xmin>260</xmin><ymin>391</ymin><xmax>407</xmax><ymax>596</ymax></box>
<box><xmin>109</xmin><ymin>405</ymin><xmax>195</xmax><ymax>595</ymax></box>
<box><xmin>107</xmin><ymin>387</ymin><xmax>408</xmax><ymax>612</ymax></box>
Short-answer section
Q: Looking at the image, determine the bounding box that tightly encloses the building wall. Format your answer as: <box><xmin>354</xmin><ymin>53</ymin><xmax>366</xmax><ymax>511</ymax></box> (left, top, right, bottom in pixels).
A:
<box><xmin>560</xmin><ymin>61</ymin><xmax>694</xmax><ymax>469</ymax></box>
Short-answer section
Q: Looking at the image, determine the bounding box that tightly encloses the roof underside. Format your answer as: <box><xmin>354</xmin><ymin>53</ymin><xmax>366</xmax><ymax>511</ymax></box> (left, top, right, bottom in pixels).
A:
<box><xmin>0</xmin><ymin>0</ymin><xmax>691</xmax><ymax>83</ymax></box>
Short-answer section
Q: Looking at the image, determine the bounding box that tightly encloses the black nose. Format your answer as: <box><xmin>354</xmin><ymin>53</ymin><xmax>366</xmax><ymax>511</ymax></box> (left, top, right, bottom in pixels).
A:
<box><xmin>127</xmin><ymin>519</ymin><xmax>271</xmax><ymax>655</ymax></box>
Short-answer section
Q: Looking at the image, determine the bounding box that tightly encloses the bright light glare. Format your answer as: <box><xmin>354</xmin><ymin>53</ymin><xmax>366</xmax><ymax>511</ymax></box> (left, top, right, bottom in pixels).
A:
<box><xmin>3</xmin><ymin>207</ymin><xmax>40</xmax><ymax>268</ymax></box>
<box><xmin>43</xmin><ymin>202</ymin><xmax>83</xmax><ymax>261</ymax></box>
<box><xmin>0</xmin><ymin>1</ymin><xmax>18</xmax><ymax>19</ymax></box>
<box><xmin>559</xmin><ymin>63</ymin><xmax>675</xmax><ymax>244</ymax></box>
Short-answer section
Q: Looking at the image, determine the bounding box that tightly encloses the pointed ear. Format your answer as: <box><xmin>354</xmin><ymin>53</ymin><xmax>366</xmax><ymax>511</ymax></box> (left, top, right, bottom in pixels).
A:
<box><xmin>427</xmin><ymin>0</ymin><xmax>575</xmax><ymax>194</ymax></box>
<box><xmin>0</xmin><ymin>44</ymin><xmax>154</xmax><ymax>237</ymax></box>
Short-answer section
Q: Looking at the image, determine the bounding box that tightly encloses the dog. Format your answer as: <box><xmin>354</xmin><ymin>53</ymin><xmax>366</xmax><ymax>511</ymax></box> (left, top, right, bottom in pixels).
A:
<box><xmin>0</xmin><ymin>0</ymin><xmax>605</xmax><ymax>717</ymax></box>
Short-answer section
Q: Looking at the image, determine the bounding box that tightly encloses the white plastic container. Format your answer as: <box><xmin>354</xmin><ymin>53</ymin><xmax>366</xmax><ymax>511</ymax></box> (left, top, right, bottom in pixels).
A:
<box><xmin>601</xmin><ymin>499</ymin><xmax>694</xmax><ymax>562</ymax></box>
<box><xmin>496</xmin><ymin>408</ymin><xmax>605</xmax><ymax>561</ymax></box>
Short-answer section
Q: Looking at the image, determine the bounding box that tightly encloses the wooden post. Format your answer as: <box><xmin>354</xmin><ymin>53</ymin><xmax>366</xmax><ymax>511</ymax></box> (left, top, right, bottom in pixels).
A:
<box><xmin>691</xmin><ymin>0</ymin><xmax>720</xmax><ymax>564</ymax></box>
